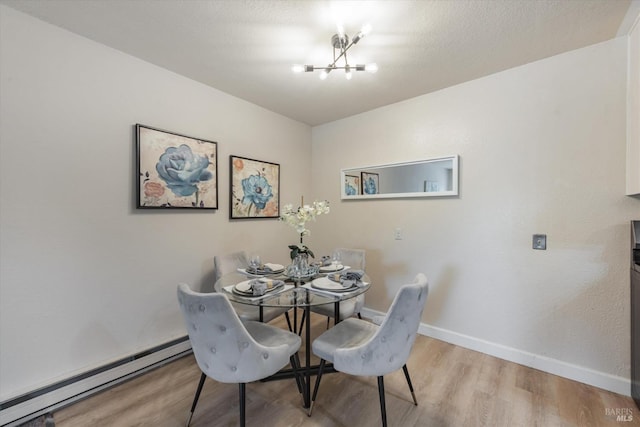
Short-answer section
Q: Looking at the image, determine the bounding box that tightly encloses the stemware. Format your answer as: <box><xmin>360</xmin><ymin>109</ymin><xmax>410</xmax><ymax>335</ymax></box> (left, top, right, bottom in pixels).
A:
<box><xmin>249</xmin><ymin>254</ymin><xmax>261</xmax><ymax>270</ymax></box>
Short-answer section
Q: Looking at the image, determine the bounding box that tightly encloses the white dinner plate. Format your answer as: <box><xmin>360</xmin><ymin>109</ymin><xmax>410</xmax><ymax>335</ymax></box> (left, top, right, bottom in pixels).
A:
<box><xmin>318</xmin><ymin>263</ymin><xmax>345</xmax><ymax>273</ymax></box>
<box><xmin>311</xmin><ymin>276</ymin><xmax>355</xmax><ymax>292</ymax></box>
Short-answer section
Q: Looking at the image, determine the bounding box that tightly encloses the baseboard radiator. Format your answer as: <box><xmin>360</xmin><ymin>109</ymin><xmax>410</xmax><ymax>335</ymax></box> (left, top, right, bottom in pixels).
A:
<box><xmin>0</xmin><ymin>336</ymin><xmax>192</xmax><ymax>427</ymax></box>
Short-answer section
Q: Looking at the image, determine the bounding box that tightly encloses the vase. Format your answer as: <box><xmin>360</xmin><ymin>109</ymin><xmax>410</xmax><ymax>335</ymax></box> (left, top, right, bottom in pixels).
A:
<box><xmin>293</xmin><ymin>253</ymin><xmax>309</xmax><ymax>277</ymax></box>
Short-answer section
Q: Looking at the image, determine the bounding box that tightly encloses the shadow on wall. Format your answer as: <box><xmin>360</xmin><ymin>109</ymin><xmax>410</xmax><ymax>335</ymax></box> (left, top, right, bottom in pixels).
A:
<box><xmin>424</xmin><ymin>265</ymin><xmax>458</xmax><ymax>323</ymax></box>
<box><xmin>530</xmin><ymin>223</ymin><xmax>629</xmax><ymax>374</ymax></box>
<box><xmin>364</xmin><ymin>250</ymin><xmax>456</xmax><ymax>322</ymax></box>
<box><xmin>199</xmin><ymin>258</ymin><xmax>216</xmax><ymax>293</ymax></box>
<box><xmin>366</xmin><ymin>249</ymin><xmax>410</xmax><ymax>303</ymax></box>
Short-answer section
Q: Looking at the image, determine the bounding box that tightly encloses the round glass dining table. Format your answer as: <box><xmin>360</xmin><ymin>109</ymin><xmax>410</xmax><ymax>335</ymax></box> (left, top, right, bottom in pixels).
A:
<box><xmin>214</xmin><ymin>271</ymin><xmax>371</xmax><ymax>408</ymax></box>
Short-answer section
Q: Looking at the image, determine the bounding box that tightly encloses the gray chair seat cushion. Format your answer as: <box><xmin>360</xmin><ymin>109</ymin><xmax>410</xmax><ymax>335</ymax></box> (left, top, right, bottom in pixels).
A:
<box><xmin>371</xmin><ymin>315</ymin><xmax>385</xmax><ymax>326</ymax></box>
<box><xmin>233</xmin><ymin>302</ymin><xmax>290</xmax><ymax>323</ymax></box>
<box><xmin>244</xmin><ymin>320</ymin><xmax>301</xmax><ymax>356</ymax></box>
<box><xmin>309</xmin><ymin>299</ymin><xmax>357</xmax><ymax>320</ymax></box>
<box><xmin>311</xmin><ymin>317</ymin><xmax>378</xmax><ymax>363</ymax></box>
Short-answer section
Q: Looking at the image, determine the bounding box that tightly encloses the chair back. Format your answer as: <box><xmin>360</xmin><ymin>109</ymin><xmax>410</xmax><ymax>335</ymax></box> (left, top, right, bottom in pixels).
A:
<box><xmin>334</xmin><ymin>273</ymin><xmax>428</xmax><ymax>376</ymax></box>
<box><xmin>334</xmin><ymin>248</ymin><xmax>366</xmax><ymax>270</ymax></box>
<box><xmin>214</xmin><ymin>251</ymin><xmax>248</xmax><ymax>283</ymax></box>
<box><xmin>177</xmin><ymin>283</ymin><xmax>291</xmax><ymax>383</ymax></box>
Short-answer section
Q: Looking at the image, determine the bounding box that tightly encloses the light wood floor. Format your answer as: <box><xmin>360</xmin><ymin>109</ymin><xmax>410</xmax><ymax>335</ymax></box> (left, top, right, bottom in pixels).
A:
<box><xmin>53</xmin><ymin>314</ymin><xmax>639</xmax><ymax>427</ymax></box>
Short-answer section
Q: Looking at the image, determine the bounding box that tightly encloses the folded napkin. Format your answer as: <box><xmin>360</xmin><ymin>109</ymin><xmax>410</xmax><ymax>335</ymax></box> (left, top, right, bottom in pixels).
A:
<box><xmin>248</xmin><ymin>278</ymin><xmax>284</xmax><ymax>296</ymax></box>
<box><xmin>246</xmin><ymin>265</ymin><xmax>260</xmax><ymax>274</ymax></box>
<box><xmin>246</xmin><ymin>262</ymin><xmax>283</xmax><ymax>274</ymax></box>
<box><xmin>328</xmin><ymin>270</ymin><xmax>365</xmax><ymax>288</ymax></box>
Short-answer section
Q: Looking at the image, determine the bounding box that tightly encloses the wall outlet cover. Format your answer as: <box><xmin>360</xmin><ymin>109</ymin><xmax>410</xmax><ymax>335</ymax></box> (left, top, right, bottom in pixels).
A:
<box><xmin>533</xmin><ymin>234</ymin><xmax>547</xmax><ymax>250</ymax></box>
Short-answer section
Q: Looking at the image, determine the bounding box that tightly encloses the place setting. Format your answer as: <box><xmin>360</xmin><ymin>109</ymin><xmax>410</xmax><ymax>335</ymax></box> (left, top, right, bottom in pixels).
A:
<box><xmin>226</xmin><ymin>277</ymin><xmax>292</xmax><ymax>300</ymax></box>
<box><xmin>237</xmin><ymin>254</ymin><xmax>286</xmax><ymax>278</ymax></box>
<box><xmin>316</xmin><ymin>255</ymin><xmax>349</xmax><ymax>274</ymax></box>
<box><xmin>304</xmin><ymin>269</ymin><xmax>369</xmax><ymax>296</ymax></box>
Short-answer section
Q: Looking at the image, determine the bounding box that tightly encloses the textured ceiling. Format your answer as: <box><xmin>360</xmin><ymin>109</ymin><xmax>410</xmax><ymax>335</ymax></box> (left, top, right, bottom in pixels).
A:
<box><xmin>1</xmin><ymin>0</ymin><xmax>636</xmax><ymax>126</ymax></box>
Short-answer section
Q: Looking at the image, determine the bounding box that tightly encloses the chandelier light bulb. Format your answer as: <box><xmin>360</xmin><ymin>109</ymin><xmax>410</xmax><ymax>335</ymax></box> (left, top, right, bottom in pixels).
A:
<box><xmin>353</xmin><ymin>23</ymin><xmax>372</xmax><ymax>44</ymax></box>
<box><xmin>319</xmin><ymin>70</ymin><xmax>329</xmax><ymax>80</ymax></box>
<box><xmin>345</xmin><ymin>67</ymin><xmax>352</xmax><ymax>80</ymax></box>
<box><xmin>365</xmin><ymin>63</ymin><xmax>378</xmax><ymax>73</ymax></box>
<box><xmin>292</xmin><ymin>64</ymin><xmax>305</xmax><ymax>73</ymax></box>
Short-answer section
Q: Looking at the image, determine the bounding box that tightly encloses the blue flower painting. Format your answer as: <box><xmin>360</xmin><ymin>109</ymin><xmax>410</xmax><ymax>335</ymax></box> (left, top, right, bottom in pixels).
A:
<box><xmin>231</xmin><ymin>156</ymin><xmax>280</xmax><ymax>218</ymax></box>
<box><xmin>345</xmin><ymin>175</ymin><xmax>360</xmax><ymax>196</ymax></box>
<box><xmin>241</xmin><ymin>174</ymin><xmax>273</xmax><ymax>210</ymax></box>
<box><xmin>156</xmin><ymin>144</ymin><xmax>213</xmax><ymax>197</ymax></box>
<box><xmin>136</xmin><ymin>125</ymin><xmax>217</xmax><ymax>209</ymax></box>
<box><xmin>363</xmin><ymin>175</ymin><xmax>378</xmax><ymax>194</ymax></box>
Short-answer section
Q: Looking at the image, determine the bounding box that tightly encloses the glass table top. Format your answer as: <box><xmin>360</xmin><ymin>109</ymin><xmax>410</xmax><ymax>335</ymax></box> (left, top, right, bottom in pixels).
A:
<box><xmin>214</xmin><ymin>272</ymin><xmax>370</xmax><ymax>308</ymax></box>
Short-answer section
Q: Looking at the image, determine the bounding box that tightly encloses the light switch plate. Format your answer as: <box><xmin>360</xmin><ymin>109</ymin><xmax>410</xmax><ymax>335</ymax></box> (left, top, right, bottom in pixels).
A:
<box><xmin>533</xmin><ymin>234</ymin><xmax>547</xmax><ymax>250</ymax></box>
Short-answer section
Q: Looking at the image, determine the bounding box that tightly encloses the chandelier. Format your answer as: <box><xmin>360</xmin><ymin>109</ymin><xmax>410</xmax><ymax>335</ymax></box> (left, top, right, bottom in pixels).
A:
<box><xmin>292</xmin><ymin>24</ymin><xmax>378</xmax><ymax>80</ymax></box>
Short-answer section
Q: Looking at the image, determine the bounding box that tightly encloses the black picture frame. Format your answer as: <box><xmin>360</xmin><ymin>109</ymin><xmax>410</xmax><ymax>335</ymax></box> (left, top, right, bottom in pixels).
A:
<box><xmin>136</xmin><ymin>124</ymin><xmax>218</xmax><ymax>209</ymax></box>
<box><xmin>361</xmin><ymin>172</ymin><xmax>380</xmax><ymax>195</ymax></box>
<box><xmin>229</xmin><ymin>155</ymin><xmax>280</xmax><ymax>219</ymax></box>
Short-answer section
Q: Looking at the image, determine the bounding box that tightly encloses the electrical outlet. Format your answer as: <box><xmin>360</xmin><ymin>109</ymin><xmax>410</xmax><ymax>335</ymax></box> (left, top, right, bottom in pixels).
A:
<box><xmin>394</xmin><ymin>228</ymin><xmax>403</xmax><ymax>240</ymax></box>
<box><xmin>533</xmin><ymin>234</ymin><xmax>547</xmax><ymax>250</ymax></box>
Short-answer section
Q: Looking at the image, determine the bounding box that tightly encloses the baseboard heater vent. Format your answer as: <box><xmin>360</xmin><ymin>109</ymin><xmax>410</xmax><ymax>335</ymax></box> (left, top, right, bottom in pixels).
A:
<box><xmin>0</xmin><ymin>336</ymin><xmax>191</xmax><ymax>427</ymax></box>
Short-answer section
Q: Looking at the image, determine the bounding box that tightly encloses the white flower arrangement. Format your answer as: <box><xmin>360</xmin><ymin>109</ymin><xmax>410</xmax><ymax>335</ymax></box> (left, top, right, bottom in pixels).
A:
<box><xmin>280</xmin><ymin>200</ymin><xmax>330</xmax><ymax>260</ymax></box>
<box><xmin>280</xmin><ymin>200</ymin><xmax>330</xmax><ymax>236</ymax></box>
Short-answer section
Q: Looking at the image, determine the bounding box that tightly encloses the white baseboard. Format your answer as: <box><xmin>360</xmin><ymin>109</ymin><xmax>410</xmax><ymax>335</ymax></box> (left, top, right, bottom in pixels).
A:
<box><xmin>0</xmin><ymin>338</ymin><xmax>192</xmax><ymax>427</ymax></box>
<box><xmin>360</xmin><ymin>307</ymin><xmax>630</xmax><ymax>396</ymax></box>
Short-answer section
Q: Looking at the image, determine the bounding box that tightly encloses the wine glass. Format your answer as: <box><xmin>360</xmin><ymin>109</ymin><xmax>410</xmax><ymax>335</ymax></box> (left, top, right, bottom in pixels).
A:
<box><xmin>331</xmin><ymin>250</ymin><xmax>342</xmax><ymax>268</ymax></box>
<box><xmin>249</xmin><ymin>254</ymin><xmax>261</xmax><ymax>271</ymax></box>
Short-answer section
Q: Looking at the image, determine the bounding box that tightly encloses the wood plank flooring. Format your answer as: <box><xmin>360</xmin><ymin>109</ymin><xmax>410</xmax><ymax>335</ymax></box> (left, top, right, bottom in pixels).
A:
<box><xmin>52</xmin><ymin>314</ymin><xmax>639</xmax><ymax>427</ymax></box>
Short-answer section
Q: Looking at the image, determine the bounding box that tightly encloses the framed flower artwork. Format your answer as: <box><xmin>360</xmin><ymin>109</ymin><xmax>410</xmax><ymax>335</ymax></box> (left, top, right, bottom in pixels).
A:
<box><xmin>136</xmin><ymin>124</ymin><xmax>218</xmax><ymax>209</ymax></box>
<box><xmin>361</xmin><ymin>171</ymin><xmax>380</xmax><ymax>195</ymax></box>
<box><xmin>230</xmin><ymin>155</ymin><xmax>280</xmax><ymax>219</ymax></box>
<box><xmin>345</xmin><ymin>174</ymin><xmax>360</xmax><ymax>196</ymax></box>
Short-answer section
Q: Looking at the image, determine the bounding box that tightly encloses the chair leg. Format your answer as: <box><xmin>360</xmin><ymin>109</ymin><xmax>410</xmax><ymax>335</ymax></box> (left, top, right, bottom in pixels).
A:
<box><xmin>377</xmin><ymin>376</ymin><xmax>387</xmax><ymax>427</ymax></box>
<box><xmin>290</xmin><ymin>355</ymin><xmax>303</xmax><ymax>394</ymax></box>
<box><xmin>308</xmin><ymin>359</ymin><xmax>326</xmax><ymax>416</ymax></box>
<box><xmin>357</xmin><ymin>312</ymin><xmax>362</xmax><ymax>319</ymax></box>
<box><xmin>186</xmin><ymin>372</ymin><xmax>206</xmax><ymax>426</ymax></box>
<box><xmin>326</xmin><ymin>316</ymin><xmax>331</xmax><ymax>329</ymax></box>
<box><xmin>402</xmin><ymin>364</ymin><xmax>418</xmax><ymax>405</ymax></box>
<box><xmin>239</xmin><ymin>383</ymin><xmax>246</xmax><ymax>427</ymax></box>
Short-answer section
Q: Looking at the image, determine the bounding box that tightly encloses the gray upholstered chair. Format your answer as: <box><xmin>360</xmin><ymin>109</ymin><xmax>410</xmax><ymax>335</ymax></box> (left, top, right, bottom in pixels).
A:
<box><xmin>309</xmin><ymin>273</ymin><xmax>429</xmax><ymax>426</ymax></box>
<box><xmin>214</xmin><ymin>251</ymin><xmax>292</xmax><ymax>328</ymax></box>
<box><xmin>309</xmin><ymin>248</ymin><xmax>366</xmax><ymax>328</ymax></box>
<box><xmin>177</xmin><ymin>283</ymin><xmax>302</xmax><ymax>427</ymax></box>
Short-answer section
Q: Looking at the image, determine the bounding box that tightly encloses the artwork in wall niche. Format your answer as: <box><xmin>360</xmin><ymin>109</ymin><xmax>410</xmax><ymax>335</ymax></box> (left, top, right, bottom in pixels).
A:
<box><xmin>345</xmin><ymin>174</ymin><xmax>360</xmax><ymax>196</ymax></box>
<box><xmin>230</xmin><ymin>155</ymin><xmax>280</xmax><ymax>219</ymax></box>
<box><xmin>361</xmin><ymin>172</ymin><xmax>379</xmax><ymax>195</ymax></box>
<box><xmin>136</xmin><ymin>124</ymin><xmax>218</xmax><ymax>209</ymax></box>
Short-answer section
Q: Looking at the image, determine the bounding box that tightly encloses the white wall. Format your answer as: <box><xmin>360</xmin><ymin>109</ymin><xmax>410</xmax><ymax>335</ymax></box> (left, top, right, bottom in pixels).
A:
<box><xmin>312</xmin><ymin>37</ymin><xmax>640</xmax><ymax>394</ymax></box>
<box><xmin>0</xmin><ymin>6</ymin><xmax>312</xmax><ymax>399</ymax></box>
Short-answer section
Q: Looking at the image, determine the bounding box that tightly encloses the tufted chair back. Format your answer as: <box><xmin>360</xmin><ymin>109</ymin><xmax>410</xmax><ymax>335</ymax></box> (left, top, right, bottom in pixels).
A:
<box><xmin>333</xmin><ymin>273</ymin><xmax>428</xmax><ymax>376</ymax></box>
<box><xmin>214</xmin><ymin>251</ymin><xmax>248</xmax><ymax>283</ymax></box>
<box><xmin>177</xmin><ymin>283</ymin><xmax>293</xmax><ymax>384</ymax></box>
